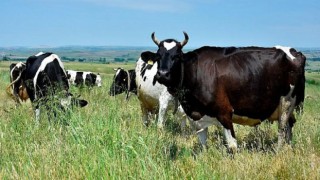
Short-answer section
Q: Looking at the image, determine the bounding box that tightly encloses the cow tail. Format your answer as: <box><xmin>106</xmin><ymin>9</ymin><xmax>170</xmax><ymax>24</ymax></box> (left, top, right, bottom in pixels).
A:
<box><xmin>125</xmin><ymin>70</ymin><xmax>131</xmax><ymax>101</ymax></box>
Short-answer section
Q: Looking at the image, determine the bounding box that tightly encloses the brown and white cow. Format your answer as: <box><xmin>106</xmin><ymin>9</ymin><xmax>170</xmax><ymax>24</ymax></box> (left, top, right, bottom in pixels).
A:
<box><xmin>141</xmin><ymin>32</ymin><xmax>306</xmax><ymax>151</ymax></box>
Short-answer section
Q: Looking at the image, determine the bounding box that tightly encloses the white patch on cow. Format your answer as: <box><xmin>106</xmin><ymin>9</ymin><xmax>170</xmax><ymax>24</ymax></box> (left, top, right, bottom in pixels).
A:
<box><xmin>189</xmin><ymin>115</ymin><xmax>222</xmax><ymax>131</ymax></box>
<box><xmin>35</xmin><ymin>52</ymin><xmax>44</xmax><ymax>56</ymax></box>
<box><xmin>66</xmin><ymin>70</ymin><xmax>77</xmax><ymax>85</ymax></box>
<box><xmin>33</xmin><ymin>54</ymin><xmax>65</xmax><ymax>99</ymax></box>
<box><xmin>82</xmin><ymin>72</ymin><xmax>91</xmax><ymax>83</ymax></box>
<box><xmin>164</xmin><ymin>41</ymin><xmax>177</xmax><ymax>50</ymax></box>
<box><xmin>60</xmin><ymin>95</ymin><xmax>72</xmax><ymax>107</ymax></box>
<box><xmin>224</xmin><ymin>128</ymin><xmax>237</xmax><ymax>150</ymax></box>
<box><xmin>95</xmin><ymin>74</ymin><xmax>102</xmax><ymax>87</ymax></box>
<box><xmin>115</xmin><ymin>68</ymin><xmax>121</xmax><ymax>77</ymax></box>
<box><xmin>275</xmin><ymin>45</ymin><xmax>295</xmax><ymax>61</ymax></box>
<box><xmin>136</xmin><ymin>58</ymin><xmax>164</xmax><ymax>99</ymax></box>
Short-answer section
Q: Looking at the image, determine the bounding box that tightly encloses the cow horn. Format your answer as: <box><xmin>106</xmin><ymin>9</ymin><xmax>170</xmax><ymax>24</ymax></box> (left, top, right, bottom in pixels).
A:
<box><xmin>151</xmin><ymin>32</ymin><xmax>160</xmax><ymax>46</ymax></box>
<box><xmin>180</xmin><ymin>31</ymin><xmax>189</xmax><ymax>47</ymax></box>
<box><xmin>6</xmin><ymin>71</ymin><xmax>23</xmax><ymax>101</ymax></box>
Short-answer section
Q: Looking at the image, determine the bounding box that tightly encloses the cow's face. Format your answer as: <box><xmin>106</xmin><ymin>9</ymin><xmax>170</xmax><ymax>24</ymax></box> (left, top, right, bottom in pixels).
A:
<box><xmin>95</xmin><ymin>73</ymin><xmax>102</xmax><ymax>87</ymax></box>
<box><xmin>109</xmin><ymin>68</ymin><xmax>128</xmax><ymax>96</ymax></box>
<box><xmin>60</xmin><ymin>93</ymin><xmax>88</xmax><ymax>108</ymax></box>
<box><xmin>142</xmin><ymin>32</ymin><xmax>189</xmax><ymax>86</ymax></box>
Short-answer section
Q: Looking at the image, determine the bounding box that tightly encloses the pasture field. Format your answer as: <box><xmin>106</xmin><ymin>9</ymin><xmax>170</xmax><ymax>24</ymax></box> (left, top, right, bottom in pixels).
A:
<box><xmin>0</xmin><ymin>61</ymin><xmax>319</xmax><ymax>179</ymax></box>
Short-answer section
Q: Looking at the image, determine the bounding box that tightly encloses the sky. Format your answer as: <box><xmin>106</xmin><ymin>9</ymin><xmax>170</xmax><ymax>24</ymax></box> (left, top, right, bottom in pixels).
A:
<box><xmin>0</xmin><ymin>0</ymin><xmax>319</xmax><ymax>48</ymax></box>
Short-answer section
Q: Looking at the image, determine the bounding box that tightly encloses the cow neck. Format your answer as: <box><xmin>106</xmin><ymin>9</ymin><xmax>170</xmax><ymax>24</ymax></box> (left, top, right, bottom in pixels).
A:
<box><xmin>125</xmin><ymin>70</ymin><xmax>131</xmax><ymax>100</ymax></box>
<box><xmin>173</xmin><ymin>60</ymin><xmax>185</xmax><ymax>114</ymax></box>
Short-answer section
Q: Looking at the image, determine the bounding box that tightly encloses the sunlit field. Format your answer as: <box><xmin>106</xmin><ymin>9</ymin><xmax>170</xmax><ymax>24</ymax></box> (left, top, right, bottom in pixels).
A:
<box><xmin>0</xmin><ymin>61</ymin><xmax>319</xmax><ymax>179</ymax></box>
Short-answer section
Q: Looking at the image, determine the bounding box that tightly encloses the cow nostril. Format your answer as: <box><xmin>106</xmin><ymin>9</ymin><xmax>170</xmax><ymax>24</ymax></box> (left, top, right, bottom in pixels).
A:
<box><xmin>158</xmin><ymin>70</ymin><xmax>170</xmax><ymax>78</ymax></box>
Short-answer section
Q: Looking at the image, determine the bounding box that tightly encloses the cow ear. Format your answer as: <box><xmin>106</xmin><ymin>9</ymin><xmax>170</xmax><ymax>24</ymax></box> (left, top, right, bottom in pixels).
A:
<box><xmin>141</xmin><ymin>51</ymin><xmax>156</xmax><ymax>63</ymax></box>
<box><xmin>78</xmin><ymin>99</ymin><xmax>88</xmax><ymax>107</ymax></box>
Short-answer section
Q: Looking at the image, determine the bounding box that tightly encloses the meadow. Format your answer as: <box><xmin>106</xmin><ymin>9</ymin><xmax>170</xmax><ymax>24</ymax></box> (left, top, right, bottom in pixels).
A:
<box><xmin>0</xmin><ymin>61</ymin><xmax>319</xmax><ymax>179</ymax></box>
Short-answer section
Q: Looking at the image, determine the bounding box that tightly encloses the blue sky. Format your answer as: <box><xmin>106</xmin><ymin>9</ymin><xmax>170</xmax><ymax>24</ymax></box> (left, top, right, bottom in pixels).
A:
<box><xmin>0</xmin><ymin>0</ymin><xmax>319</xmax><ymax>48</ymax></box>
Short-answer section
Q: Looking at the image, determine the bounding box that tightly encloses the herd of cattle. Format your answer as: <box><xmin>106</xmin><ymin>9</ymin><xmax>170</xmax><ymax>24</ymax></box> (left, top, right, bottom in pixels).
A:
<box><xmin>6</xmin><ymin>32</ymin><xmax>306</xmax><ymax>152</ymax></box>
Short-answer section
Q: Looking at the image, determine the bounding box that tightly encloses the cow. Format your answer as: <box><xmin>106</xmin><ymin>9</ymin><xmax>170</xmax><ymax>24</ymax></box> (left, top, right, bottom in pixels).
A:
<box><xmin>134</xmin><ymin>57</ymin><xmax>192</xmax><ymax>129</ymax></box>
<box><xmin>14</xmin><ymin>52</ymin><xmax>88</xmax><ymax>122</ymax></box>
<box><xmin>66</xmin><ymin>70</ymin><xmax>102</xmax><ymax>87</ymax></box>
<box><xmin>109</xmin><ymin>68</ymin><xmax>137</xmax><ymax>99</ymax></box>
<box><xmin>141</xmin><ymin>32</ymin><xmax>306</xmax><ymax>151</ymax></box>
<box><xmin>6</xmin><ymin>62</ymin><xmax>29</xmax><ymax>105</ymax></box>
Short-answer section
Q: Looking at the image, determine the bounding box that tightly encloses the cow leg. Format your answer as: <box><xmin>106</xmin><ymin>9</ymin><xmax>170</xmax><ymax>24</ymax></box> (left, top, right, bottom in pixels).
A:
<box><xmin>35</xmin><ymin>108</ymin><xmax>40</xmax><ymax>124</ymax></box>
<box><xmin>278</xmin><ymin>85</ymin><xmax>296</xmax><ymax>149</ymax></box>
<box><xmin>218</xmin><ymin>110</ymin><xmax>237</xmax><ymax>152</ymax></box>
<box><xmin>157</xmin><ymin>91</ymin><xmax>173</xmax><ymax>129</ymax></box>
<box><xmin>141</xmin><ymin>106</ymin><xmax>150</xmax><ymax>127</ymax></box>
<box><xmin>223</xmin><ymin>127</ymin><xmax>237</xmax><ymax>152</ymax></box>
<box><xmin>197</xmin><ymin>127</ymin><xmax>208</xmax><ymax>148</ymax></box>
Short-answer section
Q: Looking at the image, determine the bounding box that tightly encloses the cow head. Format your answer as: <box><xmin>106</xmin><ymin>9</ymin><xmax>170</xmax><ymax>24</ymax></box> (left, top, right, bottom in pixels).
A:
<box><xmin>60</xmin><ymin>92</ymin><xmax>88</xmax><ymax>108</ymax></box>
<box><xmin>141</xmin><ymin>32</ymin><xmax>189</xmax><ymax>87</ymax></box>
<box><xmin>109</xmin><ymin>68</ymin><xmax>129</xmax><ymax>96</ymax></box>
<box><xmin>7</xmin><ymin>62</ymin><xmax>29</xmax><ymax>102</ymax></box>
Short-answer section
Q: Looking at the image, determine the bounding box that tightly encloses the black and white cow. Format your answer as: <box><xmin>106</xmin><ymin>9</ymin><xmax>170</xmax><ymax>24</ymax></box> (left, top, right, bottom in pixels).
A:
<box><xmin>14</xmin><ymin>52</ymin><xmax>88</xmax><ymax>122</ymax></box>
<box><xmin>109</xmin><ymin>68</ymin><xmax>137</xmax><ymax>99</ymax></box>
<box><xmin>141</xmin><ymin>32</ymin><xmax>306</xmax><ymax>151</ymax></box>
<box><xmin>7</xmin><ymin>62</ymin><xmax>29</xmax><ymax>105</ymax></box>
<box><xmin>135</xmin><ymin>57</ymin><xmax>191</xmax><ymax>129</ymax></box>
<box><xmin>66</xmin><ymin>70</ymin><xmax>102</xmax><ymax>87</ymax></box>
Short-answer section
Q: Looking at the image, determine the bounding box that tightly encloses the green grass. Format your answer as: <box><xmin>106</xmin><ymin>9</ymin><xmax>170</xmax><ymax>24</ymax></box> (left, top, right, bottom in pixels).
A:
<box><xmin>0</xmin><ymin>61</ymin><xmax>319</xmax><ymax>179</ymax></box>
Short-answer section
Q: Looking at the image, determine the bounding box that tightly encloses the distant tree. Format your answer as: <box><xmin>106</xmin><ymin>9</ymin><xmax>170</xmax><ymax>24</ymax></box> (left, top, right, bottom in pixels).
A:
<box><xmin>3</xmin><ymin>56</ymin><xmax>10</xmax><ymax>61</ymax></box>
<box><xmin>114</xmin><ymin>57</ymin><xmax>125</xmax><ymax>62</ymax></box>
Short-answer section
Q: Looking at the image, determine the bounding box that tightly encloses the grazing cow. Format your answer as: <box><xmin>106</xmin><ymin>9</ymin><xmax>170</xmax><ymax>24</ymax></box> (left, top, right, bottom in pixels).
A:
<box><xmin>66</xmin><ymin>70</ymin><xmax>102</xmax><ymax>87</ymax></box>
<box><xmin>7</xmin><ymin>62</ymin><xmax>29</xmax><ymax>104</ymax></box>
<box><xmin>15</xmin><ymin>52</ymin><xmax>88</xmax><ymax>122</ymax></box>
<box><xmin>141</xmin><ymin>32</ymin><xmax>306</xmax><ymax>151</ymax></box>
<box><xmin>109</xmin><ymin>68</ymin><xmax>137</xmax><ymax>99</ymax></box>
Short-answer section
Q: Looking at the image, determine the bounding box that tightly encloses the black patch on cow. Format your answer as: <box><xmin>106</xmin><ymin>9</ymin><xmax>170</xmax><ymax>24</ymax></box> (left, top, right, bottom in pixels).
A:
<box><xmin>143</xmin><ymin>76</ymin><xmax>146</xmax><ymax>81</ymax></box>
<box><xmin>140</xmin><ymin>63</ymin><xmax>153</xmax><ymax>78</ymax></box>
<box><xmin>75</xmin><ymin>72</ymin><xmax>84</xmax><ymax>86</ymax></box>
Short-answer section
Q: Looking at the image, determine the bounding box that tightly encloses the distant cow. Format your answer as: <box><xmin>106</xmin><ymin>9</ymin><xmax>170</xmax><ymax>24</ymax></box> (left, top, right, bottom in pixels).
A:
<box><xmin>66</xmin><ymin>70</ymin><xmax>102</xmax><ymax>87</ymax></box>
<box><xmin>7</xmin><ymin>62</ymin><xmax>29</xmax><ymax>105</ymax></box>
<box><xmin>142</xmin><ymin>32</ymin><xmax>306</xmax><ymax>151</ymax></box>
<box><xmin>109</xmin><ymin>68</ymin><xmax>137</xmax><ymax>99</ymax></box>
<box><xmin>14</xmin><ymin>52</ymin><xmax>88</xmax><ymax>122</ymax></box>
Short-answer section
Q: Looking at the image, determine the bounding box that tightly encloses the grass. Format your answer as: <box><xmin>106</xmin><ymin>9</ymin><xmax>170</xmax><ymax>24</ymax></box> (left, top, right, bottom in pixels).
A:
<box><xmin>0</xmin><ymin>61</ymin><xmax>319</xmax><ymax>179</ymax></box>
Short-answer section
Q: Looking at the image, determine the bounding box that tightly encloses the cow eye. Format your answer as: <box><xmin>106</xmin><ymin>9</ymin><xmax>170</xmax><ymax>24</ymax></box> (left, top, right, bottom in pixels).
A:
<box><xmin>172</xmin><ymin>55</ymin><xmax>180</xmax><ymax>61</ymax></box>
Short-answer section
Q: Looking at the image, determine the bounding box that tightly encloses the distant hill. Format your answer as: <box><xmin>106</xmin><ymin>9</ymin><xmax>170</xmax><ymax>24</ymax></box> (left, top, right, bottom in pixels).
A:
<box><xmin>1</xmin><ymin>46</ymin><xmax>319</xmax><ymax>63</ymax></box>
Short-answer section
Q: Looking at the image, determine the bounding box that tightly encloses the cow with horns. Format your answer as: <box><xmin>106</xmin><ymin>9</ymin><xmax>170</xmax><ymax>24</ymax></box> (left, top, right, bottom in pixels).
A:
<box><xmin>12</xmin><ymin>52</ymin><xmax>88</xmax><ymax>122</ymax></box>
<box><xmin>140</xmin><ymin>32</ymin><xmax>305</xmax><ymax>151</ymax></box>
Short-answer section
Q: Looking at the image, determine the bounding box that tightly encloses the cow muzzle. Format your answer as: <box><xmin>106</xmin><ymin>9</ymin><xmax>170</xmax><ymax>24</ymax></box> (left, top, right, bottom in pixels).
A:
<box><xmin>156</xmin><ymin>70</ymin><xmax>171</xmax><ymax>84</ymax></box>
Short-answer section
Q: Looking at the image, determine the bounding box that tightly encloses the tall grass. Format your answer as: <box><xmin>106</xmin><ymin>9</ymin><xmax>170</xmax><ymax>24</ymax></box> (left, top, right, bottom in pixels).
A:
<box><xmin>0</xmin><ymin>61</ymin><xmax>319</xmax><ymax>179</ymax></box>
